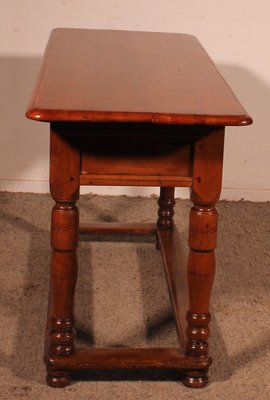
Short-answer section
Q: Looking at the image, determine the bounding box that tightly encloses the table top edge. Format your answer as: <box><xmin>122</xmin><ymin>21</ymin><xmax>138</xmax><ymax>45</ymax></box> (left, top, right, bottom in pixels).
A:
<box><xmin>25</xmin><ymin>108</ymin><xmax>253</xmax><ymax>126</ymax></box>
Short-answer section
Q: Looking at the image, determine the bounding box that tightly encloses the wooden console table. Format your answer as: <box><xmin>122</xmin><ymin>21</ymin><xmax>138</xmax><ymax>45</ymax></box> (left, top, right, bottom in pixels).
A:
<box><xmin>26</xmin><ymin>28</ymin><xmax>252</xmax><ymax>388</ymax></box>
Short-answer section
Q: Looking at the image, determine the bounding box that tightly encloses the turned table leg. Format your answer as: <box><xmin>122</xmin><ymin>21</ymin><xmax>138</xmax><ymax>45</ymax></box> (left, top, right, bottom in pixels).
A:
<box><xmin>183</xmin><ymin>203</ymin><xmax>217</xmax><ymax>388</ymax></box>
<box><xmin>46</xmin><ymin>126</ymin><xmax>80</xmax><ymax>387</ymax></box>
<box><xmin>183</xmin><ymin>128</ymin><xmax>225</xmax><ymax>388</ymax></box>
<box><xmin>157</xmin><ymin>187</ymin><xmax>175</xmax><ymax>230</ymax></box>
<box><xmin>156</xmin><ymin>187</ymin><xmax>175</xmax><ymax>249</ymax></box>
<box><xmin>46</xmin><ymin>202</ymin><xmax>79</xmax><ymax>387</ymax></box>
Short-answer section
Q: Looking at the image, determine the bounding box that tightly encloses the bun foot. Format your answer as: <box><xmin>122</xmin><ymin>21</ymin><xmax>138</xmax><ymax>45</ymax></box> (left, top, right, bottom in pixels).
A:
<box><xmin>183</xmin><ymin>370</ymin><xmax>208</xmax><ymax>388</ymax></box>
<box><xmin>46</xmin><ymin>370</ymin><xmax>71</xmax><ymax>388</ymax></box>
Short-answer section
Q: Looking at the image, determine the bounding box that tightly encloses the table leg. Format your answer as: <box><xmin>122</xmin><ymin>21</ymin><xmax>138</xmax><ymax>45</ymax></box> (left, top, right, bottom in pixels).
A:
<box><xmin>46</xmin><ymin>202</ymin><xmax>79</xmax><ymax>387</ymax></box>
<box><xmin>183</xmin><ymin>204</ymin><xmax>217</xmax><ymax>387</ymax></box>
<box><xmin>157</xmin><ymin>187</ymin><xmax>175</xmax><ymax>230</ymax></box>
<box><xmin>156</xmin><ymin>187</ymin><xmax>175</xmax><ymax>249</ymax></box>
<box><xmin>183</xmin><ymin>129</ymin><xmax>224</xmax><ymax>388</ymax></box>
<box><xmin>46</xmin><ymin>127</ymin><xmax>80</xmax><ymax>387</ymax></box>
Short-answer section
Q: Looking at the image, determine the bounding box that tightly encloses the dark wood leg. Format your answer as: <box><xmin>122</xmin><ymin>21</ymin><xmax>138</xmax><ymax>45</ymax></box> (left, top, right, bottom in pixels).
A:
<box><xmin>156</xmin><ymin>187</ymin><xmax>175</xmax><ymax>248</ymax></box>
<box><xmin>157</xmin><ymin>187</ymin><xmax>175</xmax><ymax>230</ymax></box>
<box><xmin>46</xmin><ymin>368</ymin><xmax>72</xmax><ymax>388</ymax></box>
<box><xmin>183</xmin><ymin>129</ymin><xmax>224</xmax><ymax>388</ymax></box>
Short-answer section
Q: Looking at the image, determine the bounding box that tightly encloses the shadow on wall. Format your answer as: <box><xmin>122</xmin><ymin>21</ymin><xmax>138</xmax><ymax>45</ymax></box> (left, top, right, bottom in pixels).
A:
<box><xmin>217</xmin><ymin>64</ymin><xmax>270</xmax><ymax>193</ymax></box>
<box><xmin>0</xmin><ymin>56</ymin><xmax>49</xmax><ymax>189</ymax></box>
<box><xmin>0</xmin><ymin>57</ymin><xmax>269</xmax><ymax>195</ymax></box>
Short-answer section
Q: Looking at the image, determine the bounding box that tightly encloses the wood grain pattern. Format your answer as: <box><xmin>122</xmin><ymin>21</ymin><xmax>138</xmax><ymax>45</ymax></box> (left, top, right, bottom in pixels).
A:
<box><xmin>190</xmin><ymin>128</ymin><xmax>225</xmax><ymax>205</ymax></box>
<box><xmin>50</xmin><ymin>125</ymin><xmax>80</xmax><ymax>202</ymax></box>
<box><xmin>26</xmin><ymin>28</ymin><xmax>252</xmax><ymax>126</ymax></box>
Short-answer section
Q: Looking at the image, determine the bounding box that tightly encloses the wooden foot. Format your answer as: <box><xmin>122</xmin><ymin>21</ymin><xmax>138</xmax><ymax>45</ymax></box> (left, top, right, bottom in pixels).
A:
<box><xmin>46</xmin><ymin>369</ymin><xmax>71</xmax><ymax>388</ymax></box>
<box><xmin>182</xmin><ymin>369</ymin><xmax>208</xmax><ymax>388</ymax></box>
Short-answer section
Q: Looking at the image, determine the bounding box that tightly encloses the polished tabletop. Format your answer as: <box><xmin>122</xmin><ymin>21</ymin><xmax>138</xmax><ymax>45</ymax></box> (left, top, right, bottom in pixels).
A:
<box><xmin>26</xmin><ymin>28</ymin><xmax>252</xmax><ymax>126</ymax></box>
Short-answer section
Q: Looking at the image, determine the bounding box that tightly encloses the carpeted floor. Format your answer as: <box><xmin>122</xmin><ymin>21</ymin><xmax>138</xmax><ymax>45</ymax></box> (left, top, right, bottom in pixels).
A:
<box><xmin>0</xmin><ymin>192</ymin><xmax>269</xmax><ymax>399</ymax></box>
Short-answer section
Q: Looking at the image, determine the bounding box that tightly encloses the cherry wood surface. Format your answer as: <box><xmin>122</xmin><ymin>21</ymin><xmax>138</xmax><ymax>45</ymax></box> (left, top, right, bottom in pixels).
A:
<box><xmin>26</xmin><ymin>28</ymin><xmax>252</xmax><ymax>126</ymax></box>
<box><xmin>26</xmin><ymin>28</ymin><xmax>252</xmax><ymax>389</ymax></box>
<box><xmin>79</xmin><ymin>222</ymin><xmax>157</xmax><ymax>236</ymax></box>
<box><xmin>47</xmin><ymin>348</ymin><xmax>211</xmax><ymax>371</ymax></box>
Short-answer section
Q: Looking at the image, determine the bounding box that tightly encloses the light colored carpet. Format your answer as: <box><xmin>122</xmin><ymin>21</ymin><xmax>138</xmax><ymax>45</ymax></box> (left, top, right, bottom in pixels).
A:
<box><xmin>0</xmin><ymin>192</ymin><xmax>269</xmax><ymax>399</ymax></box>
